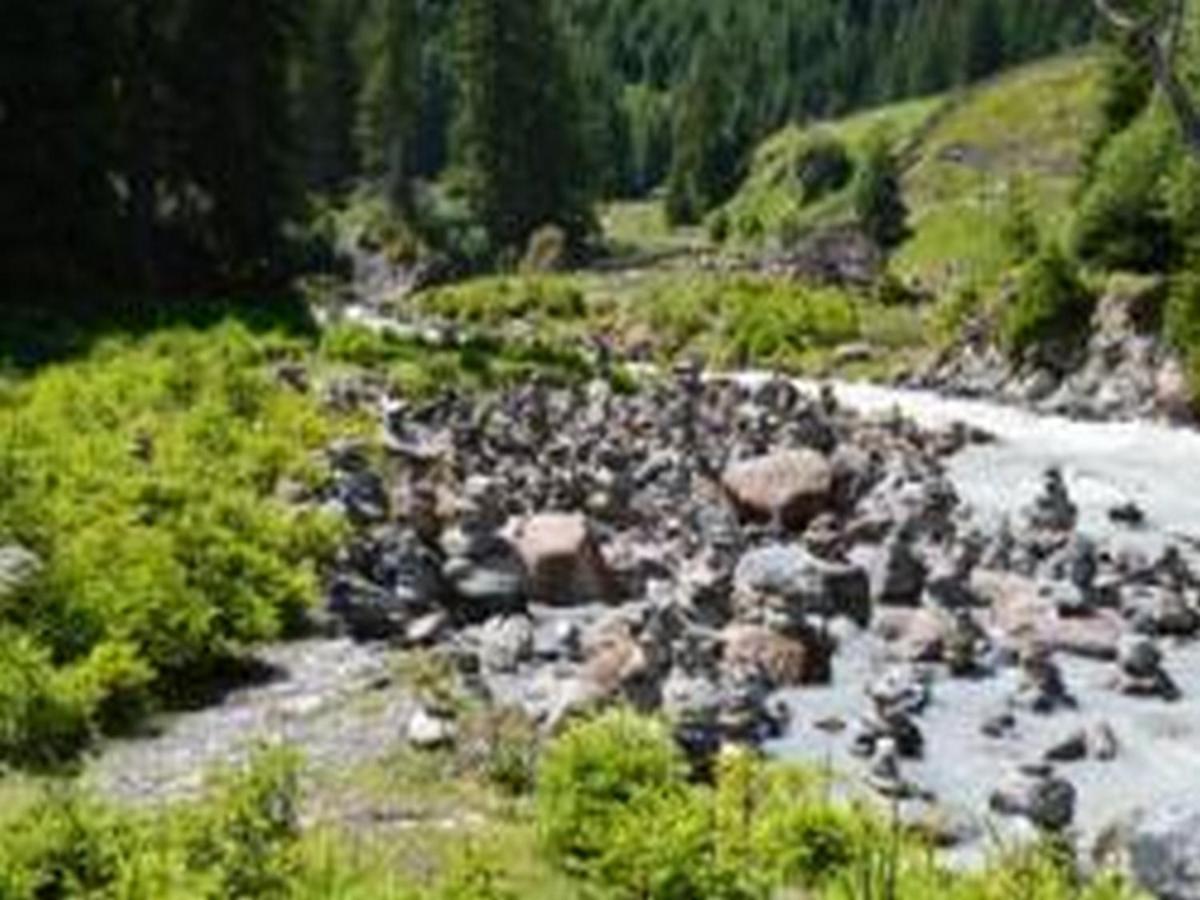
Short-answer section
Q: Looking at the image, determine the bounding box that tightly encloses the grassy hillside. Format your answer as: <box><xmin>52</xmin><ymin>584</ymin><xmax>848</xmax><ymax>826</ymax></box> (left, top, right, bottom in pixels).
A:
<box><xmin>719</xmin><ymin>52</ymin><xmax>1106</xmax><ymax>293</ymax></box>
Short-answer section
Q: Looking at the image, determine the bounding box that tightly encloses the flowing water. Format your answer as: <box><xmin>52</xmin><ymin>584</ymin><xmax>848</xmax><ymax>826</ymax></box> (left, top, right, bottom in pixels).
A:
<box><xmin>760</xmin><ymin>377</ymin><xmax>1200</xmax><ymax>863</ymax></box>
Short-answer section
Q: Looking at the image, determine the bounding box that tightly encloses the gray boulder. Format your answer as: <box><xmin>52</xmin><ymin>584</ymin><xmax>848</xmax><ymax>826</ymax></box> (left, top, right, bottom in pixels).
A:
<box><xmin>734</xmin><ymin>544</ymin><xmax>871</xmax><ymax>627</ymax></box>
<box><xmin>0</xmin><ymin>545</ymin><xmax>41</xmax><ymax>601</ymax></box>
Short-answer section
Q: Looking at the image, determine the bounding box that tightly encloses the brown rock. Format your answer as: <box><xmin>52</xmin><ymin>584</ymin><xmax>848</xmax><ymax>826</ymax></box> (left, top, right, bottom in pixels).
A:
<box><xmin>510</xmin><ymin>513</ymin><xmax>618</xmax><ymax>606</ymax></box>
<box><xmin>875</xmin><ymin>607</ymin><xmax>955</xmax><ymax>663</ymax></box>
<box><xmin>721</xmin><ymin>623</ymin><xmax>829</xmax><ymax>687</ymax></box>
<box><xmin>722</xmin><ymin>449</ymin><xmax>834</xmax><ymax>530</ymax></box>
<box><xmin>972</xmin><ymin>569</ymin><xmax>1120</xmax><ymax>660</ymax></box>
<box><xmin>578</xmin><ymin>620</ymin><xmax>658</xmax><ymax>709</ymax></box>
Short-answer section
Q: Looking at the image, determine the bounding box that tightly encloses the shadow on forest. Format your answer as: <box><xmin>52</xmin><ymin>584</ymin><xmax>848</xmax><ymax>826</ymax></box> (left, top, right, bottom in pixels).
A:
<box><xmin>0</xmin><ymin>293</ymin><xmax>320</xmax><ymax>372</ymax></box>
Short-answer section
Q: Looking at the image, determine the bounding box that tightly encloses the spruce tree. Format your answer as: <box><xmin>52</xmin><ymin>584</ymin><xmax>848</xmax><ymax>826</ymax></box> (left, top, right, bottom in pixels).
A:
<box><xmin>854</xmin><ymin>135</ymin><xmax>911</xmax><ymax>253</ymax></box>
<box><xmin>453</xmin><ymin>0</ymin><xmax>593</xmax><ymax>255</ymax></box>
<box><xmin>0</xmin><ymin>0</ymin><xmax>118</xmax><ymax>291</ymax></box>
<box><xmin>174</xmin><ymin>0</ymin><xmax>303</xmax><ymax>284</ymax></box>
<box><xmin>960</xmin><ymin>0</ymin><xmax>1005</xmax><ymax>84</ymax></box>
<box><xmin>665</xmin><ymin>41</ymin><xmax>741</xmax><ymax>225</ymax></box>
<box><xmin>358</xmin><ymin>0</ymin><xmax>419</xmax><ymax>211</ymax></box>
<box><xmin>299</xmin><ymin>0</ymin><xmax>364</xmax><ymax>195</ymax></box>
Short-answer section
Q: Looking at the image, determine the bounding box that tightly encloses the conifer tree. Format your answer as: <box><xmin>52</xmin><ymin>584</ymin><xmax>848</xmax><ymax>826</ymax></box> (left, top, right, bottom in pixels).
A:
<box><xmin>174</xmin><ymin>0</ymin><xmax>303</xmax><ymax>283</ymax></box>
<box><xmin>299</xmin><ymin>0</ymin><xmax>364</xmax><ymax>195</ymax></box>
<box><xmin>358</xmin><ymin>0</ymin><xmax>419</xmax><ymax>211</ymax></box>
<box><xmin>665</xmin><ymin>41</ymin><xmax>742</xmax><ymax>225</ymax></box>
<box><xmin>453</xmin><ymin>0</ymin><xmax>593</xmax><ymax>255</ymax></box>
<box><xmin>854</xmin><ymin>135</ymin><xmax>912</xmax><ymax>253</ymax></box>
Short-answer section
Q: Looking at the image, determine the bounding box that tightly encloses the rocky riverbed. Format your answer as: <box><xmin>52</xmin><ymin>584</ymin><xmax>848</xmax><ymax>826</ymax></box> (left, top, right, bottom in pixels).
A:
<box><xmin>89</xmin><ymin>362</ymin><xmax>1200</xmax><ymax>898</ymax></box>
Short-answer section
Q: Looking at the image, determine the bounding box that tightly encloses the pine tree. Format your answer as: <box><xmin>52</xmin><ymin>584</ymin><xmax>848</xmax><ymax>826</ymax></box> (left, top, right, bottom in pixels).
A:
<box><xmin>0</xmin><ymin>0</ymin><xmax>119</xmax><ymax>290</ymax></box>
<box><xmin>960</xmin><ymin>0</ymin><xmax>1005</xmax><ymax>84</ymax></box>
<box><xmin>854</xmin><ymin>135</ymin><xmax>911</xmax><ymax>253</ymax></box>
<box><xmin>299</xmin><ymin>0</ymin><xmax>364</xmax><ymax>195</ymax></box>
<box><xmin>665</xmin><ymin>41</ymin><xmax>741</xmax><ymax>225</ymax></box>
<box><xmin>358</xmin><ymin>0</ymin><xmax>419</xmax><ymax>211</ymax></box>
<box><xmin>173</xmin><ymin>0</ymin><xmax>303</xmax><ymax>284</ymax></box>
<box><xmin>453</xmin><ymin>0</ymin><xmax>594</xmax><ymax>255</ymax></box>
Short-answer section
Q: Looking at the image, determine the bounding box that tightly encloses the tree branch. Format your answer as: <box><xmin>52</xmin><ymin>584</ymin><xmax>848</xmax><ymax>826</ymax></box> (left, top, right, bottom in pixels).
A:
<box><xmin>1092</xmin><ymin>0</ymin><xmax>1200</xmax><ymax>157</ymax></box>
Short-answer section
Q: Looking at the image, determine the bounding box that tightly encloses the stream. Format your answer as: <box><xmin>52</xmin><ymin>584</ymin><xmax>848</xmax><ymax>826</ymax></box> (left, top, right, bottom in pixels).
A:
<box><xmin>88</xmin><ymin>367</ymin><xmax>1200</xmax><ymax>864</ymax></box>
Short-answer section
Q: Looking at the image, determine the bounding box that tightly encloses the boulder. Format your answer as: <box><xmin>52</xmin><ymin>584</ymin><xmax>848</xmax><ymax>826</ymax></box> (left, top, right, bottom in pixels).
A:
<box><xmin>441</xmin><ymin>527</ymin><xmax>528</xmax><ymax>621</ymax></box>
<box><xmin>327</xmin><ymin>574</ymin><xmax>413</xmax><ymax>641</ymax></box>
<box><xmin>721</xmin><ymin>623</ymin><xmax>829</xmax><ymax>687</ymax></box>
<box><xmin>875</xmin><ymin>607</ymin><xmax>955</xmax><ymax>662</ymax></box>
<box><xmin>408</xmin><ymin>706</ymin><xmax>457</xmax><ymax>750</ymax></box>
<box><xmin>510</xmin><ymin>513</ymin><xmax>618</xmax><ymax>606</ymax></box>
<box><xmin>734</xmin><ymin>544</ymin><xmax>871</xmax><ymax>628</ymax></box>
<box><xmin>477</xmin><ymin>615</ymin><xmax>535</xmax><ymax>673</ymax></box>
<box><xmin>0</xmin><ymin>544</ymin><xmax>41</xmax><ymax>601</ymax></box>
<box><xmin>722</xmin><ymin>449</ymin><xmax>834</xmax><ymax>531</ymax></box>
<box><xmin>973</xmin><ymin>569</ymin><xmax>1121</xmax><ymax>660</ymax></box>
<box><xmin>578</xmin><ymin>619</ymin><xmax>661</xmax><ymax>710</ymax></box>
<box><xmin>868</xmin><ymin>534</ymin><xmax>927</xmax><ymax>607</ymax></box>
<box><xmin>989</xmin><ymin>766</ymin><xmax>1076</xmax><ymax>831</ymax></box>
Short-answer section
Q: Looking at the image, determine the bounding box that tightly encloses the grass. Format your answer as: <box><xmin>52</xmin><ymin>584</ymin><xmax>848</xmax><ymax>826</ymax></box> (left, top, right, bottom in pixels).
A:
<box><xmin>716</xmin><ymin>51</ymin><xmax>1107</xmax><ymax>301</ymax></box>
<box><xmin>716</xmin><ymin>97</ymin><xmax>945</xmax><ymax>247</ymax></box>
<box><xmin>896</xmin><ymin>53</ymin><xmax>1106</xmax><ymax>292</ymax></box>
<box><xmin>0</xmin><ymin>710</ymin><xmax>1148</xmax><ymax>900</ymax></box>
<box><xmin>409</xmin><ymin>271</ymin><xmax>926</xmax><ymax>378</ymax></box>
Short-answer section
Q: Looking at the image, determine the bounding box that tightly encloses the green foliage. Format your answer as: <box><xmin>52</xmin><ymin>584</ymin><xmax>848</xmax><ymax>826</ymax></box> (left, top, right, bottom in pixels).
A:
<box><xmin>357</xmin><ymin>0</ymin><xmax>420</xmax><ymax>211</ymax></box>
<box><xmin>1072</xmin><ymin>108</ymin><xmax>1176</xmax><ymax>271</ymax></box>
<box><xmin>1001</xmin><ymin>245</ymin><xmax>1094</xmax><ymax>360</ymax></box>
<box><xmin>665</xmin><ymin>41</ymin><xmax>748</xmax><ymax>225</ymax></box>
<box><xmin>1001</xmin><ymin>175</ymin><xmax>1042</xmax><ymax>260</ymax></box>
<box><xmin>0</xmin><ymin>323</ymin><xmax>349</xmax><ymax>764</ymax></box>
<box><xmin>631</xmin><ymin>276</ymin><xmax>863</xmax><ymax>369</ymax></box>
<box><xmin>537</xmin><ymin>709</ymin><xmax>688</xmax><ymax>870</ymax></box>
<box><xmin>0</xmin><ymin>747</ymin><xmax>303</xmax><ymax>900</ymax></box>
<box><xmin>0</xmin><ymin>712</ymin><xmax>1146</xmax><ymax>900</ymax></box>
<box><xmin>319</xmin><ymin>320</ymin><xmax>595</xmax><ymax>396</ymax></box>
<box><xmin>418</xmin><ymin>277</ymin><xmax>586</xmax><ymax>328</ymax></box>
<box><xmin>1165</xmin><ymin>270</ymin><xmax>1200</xmax><ymax>353</ymax></box>
<box><xmin>453</xmin><ymin>0</ymin><xmax>595</xmax><ymax>254</ymax></box>
<box><xmin>181</xmin><ymin>746</ymin><xmax>303</xmax><ymax>898</ymax></box>
<box><xmin>854</xmin><ymin>135</ymin><xmax>912</xmax><ymax>252</ymax></box>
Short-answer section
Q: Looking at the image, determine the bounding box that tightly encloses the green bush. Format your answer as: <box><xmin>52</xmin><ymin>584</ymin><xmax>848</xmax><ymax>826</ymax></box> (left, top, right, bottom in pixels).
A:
<box><xmin>0</xmin><ymin>747</ymin><xmax>303</xmax><ymax>900</ymax></box>
<box><xmin>792</xmin><ymin>133</ymin><xmax>855</xmax><ymax>202</ymax></box>
<box><xmin>0</xmin><ymin>323</ymin><xmax>349</xmax><ymax>763</ymax></box>
<box><xmin>1001</xmin><ymin>246</ymin><xmax>1094</xmax><ymax>361</ymax></box>
<box><xmin>632</xmin><ymin>276</ymin><xmax>862</xmax><ymax>369</ymax></box>
<box><xmin>418</xmin><ymin>276</ymin><xmax>586</xmax><ymax>328</ymax></box>
<box><xmin>537</xmin><ymin>709</ymin><xmax>688</xmax><ymax>870</ymax></box>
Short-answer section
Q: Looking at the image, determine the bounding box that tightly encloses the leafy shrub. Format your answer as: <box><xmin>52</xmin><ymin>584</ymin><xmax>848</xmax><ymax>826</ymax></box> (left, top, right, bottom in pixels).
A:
<box><xmin>793</xmin><ymin>133</ymin><xmax>854</xmax><ymax>202</ymax></box>
<box><xmin>537</xmin><ymin>708</ymin><xmax>688</xmax><ymax>869</ymax></box>
<box><xmin>0</xmin><ymin>629</ymin><xmax>92</xmax><ymax>767</ymax></box>
<box><xmin>418</xmin><ymin>277</ymin><xmax>586</xmax><ymax>328</ymax></box>
<box><xmin>631</xmin><ymin>276</ymin><xmax>862</xmax><ymax>369</ymax></box>
<box><xmin>1001</xmin><ymin>175</ymin><xmax>1042</xmax><ymax>260</ymax></box>
<box><xmin>1072</xmin><ymin>109</ymin><xmax>1175</xmax><ymax>271</ymax></box>
<box><xmin>0</xmin><ymin>746</ymin><xmax>302</xmax><ymax>900</ymax></box>
<box><xmin>182</xmin><ymin>746</ymin><xmax>303</xmax><ymax>899</ymax></box>
<box><xmin>1001</xmin><ymin>245</ymin><xmax>1094</xmax><ymax>361</ymax></box>
<box><xmin>1165</xmin><ymin>271</ymin><xmax>1200</xmax><ymax>353</ymax></box>
<box><xmin>0</xmin><ymin>323</ymin><xmax>349</xmax><ymax>762</ymax></box>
